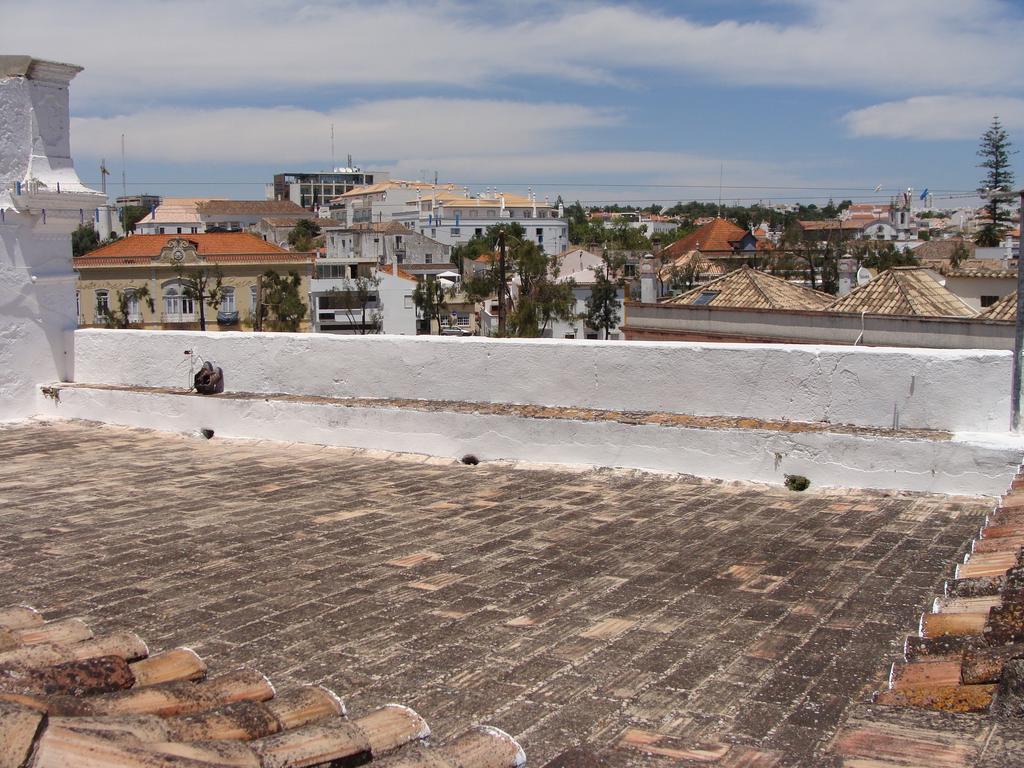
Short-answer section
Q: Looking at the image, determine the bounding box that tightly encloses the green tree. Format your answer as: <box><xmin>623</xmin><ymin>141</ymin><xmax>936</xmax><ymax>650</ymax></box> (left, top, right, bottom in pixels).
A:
<box><xmin>950</xmin><ymin>240</ymin><xmax>971</xmax><ymax>269</ymax></box>
<box><xmin>412</xmin><ymin>276</ymin><xmax>448</xmax><ymax>334</ymax></box>
<box><xmin>327</xmin><ymin>274</ymin><xmax>382</xmax><ymax>334</ymax></box>
<box><xmin>72</xmin><ymin>224</ymin><xmax>100</xmax><ymax>257</ymax></box>
<box><xmin>260</xmin><ymin>270</ymin><xmax>307</xmax><ymax>331</ymax></box>
<box><xmin>462</xmin><ymin>224</ymin><xmax>575</xmax><ymax>337</ymax></box>
<box><xmin>288</xmin><ymin>219</ymin><xmax>322</xmax><ymax>251</ymax></box>
<box><xmin>121</xmin><ymin>205</ymin><xmax>148</xmax><ymax>233</ymax></box>
<box><xmin>177</xmin><ymin>266</ymin><xmax>227</xmax><ymax>332</ymax></box>
<box><xmin>852</xmin><ymin>241</ymin><xmax>919</xmax><ymax>271</ymax></box>
<box><xmin>976</xmin><ymin>116</ymin><xmax>1017</xmax><ymax>246</ymax></box>
<box><xmin>98</xmin><ymin>285</ymin><xmax>154</xmax><ymax>328</ymax></box>
<box><xmin>585</xmin><ymin>260</ymin><xmax>621</xmax><ymax>339</ymax></box>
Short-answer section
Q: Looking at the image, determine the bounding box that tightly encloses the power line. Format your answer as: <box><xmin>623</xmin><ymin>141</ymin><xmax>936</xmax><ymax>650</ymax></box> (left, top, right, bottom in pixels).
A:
<box><xmin>80</xmin><ymin>179</ymin><xmax>978</xmax><ymax>194</ymax></box>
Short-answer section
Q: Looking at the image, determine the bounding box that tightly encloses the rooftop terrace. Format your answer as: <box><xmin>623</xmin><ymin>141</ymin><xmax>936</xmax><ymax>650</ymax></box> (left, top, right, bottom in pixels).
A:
<box><xmin>1</xmin><ymin>420</ymin><xmax>1013</xmax><ymax>766</ymax></box>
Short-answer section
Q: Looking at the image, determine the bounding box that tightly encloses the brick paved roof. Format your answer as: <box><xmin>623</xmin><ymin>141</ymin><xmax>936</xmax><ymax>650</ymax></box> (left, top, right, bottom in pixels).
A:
<box><xmin>0</xmin><ymin>420</ymin><xmax>1004</xmax><ymax>766</ymax></box>
<box><xmin>827</xmin><ymin>267</ymin><xmax>977</xmax><ymax>317</ymax></box>
<box><xmin>665</xmin><ymin>266</ymin><xmax>833</xmax><ymax>310</ymax></box>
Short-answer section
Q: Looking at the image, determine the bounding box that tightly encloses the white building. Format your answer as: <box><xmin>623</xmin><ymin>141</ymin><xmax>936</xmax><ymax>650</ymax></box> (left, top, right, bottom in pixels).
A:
<box><xmin>136</xmin><ymin>199</ymin><xmax>310</xmax><ymax>235</ymax></box>
<box><xmin>323</xmin><ymin>221</ymin><xmax>451</xmax><ymax>270</ymax></box>
<box><xmin>551</xmin><ymin>248</ymin><xmax>625</xmax><ymax>340</ymax></box>
<box><xmin>0</xmin><ymin>56</ymin><xmax>107</xmax><ymax>420</ymax></box>
<box><xmin>394</xmin><ymin>189</ymin><xmax>568</xmax><ymax>256</ymax></box>
<box><xmin>326</xmin><ymin>180</ymin><xmax>437</xmax><ymax>227</ymax></box>
<box><xmin>310</xmin><ymin>263</ymin><xmax>417</xmax><ymax>335</ymax></box>
<box><xmin>311</xmin><ymin>222</ymin><xmax>427</xmax><ymax>334</ymax></box>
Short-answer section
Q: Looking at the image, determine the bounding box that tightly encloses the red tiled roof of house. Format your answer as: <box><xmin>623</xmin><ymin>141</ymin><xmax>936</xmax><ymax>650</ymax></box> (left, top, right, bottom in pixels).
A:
<box><xmin>665</xmin><ymin>266</ymin><xmax>833</xmax><ymax>311</ymax></box>
<box><xmin>827</xmin><ymin>267</ymin><xmax>977</xmax><ymax>318</ymax></box>
<box><xmin>75</xmin><ymin>233</ymin><xmax>314</xmax><ymax>267</ymax></box>
<box><xmin>662</xmin><ymin>218</ymin><xmax>751</xmax><ymax>258</ymax></box>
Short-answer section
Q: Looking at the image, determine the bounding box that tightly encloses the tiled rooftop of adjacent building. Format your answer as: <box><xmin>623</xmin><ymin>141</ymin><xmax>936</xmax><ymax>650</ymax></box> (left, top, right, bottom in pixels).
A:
<box><xmin>0</xmin><ymin>420</ymin><xmax>1014</xmax><ymax>766</ymax></box>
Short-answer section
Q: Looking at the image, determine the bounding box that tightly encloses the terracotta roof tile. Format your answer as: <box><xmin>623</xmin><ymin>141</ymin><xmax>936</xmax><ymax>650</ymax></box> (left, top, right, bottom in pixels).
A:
<box><xmin>979</xmin><ymin>291</ymin><xmax>1017</xmax><ymax>321</ymax></box>
<box><xmin>662</xmin><ymin>219</ymin><xmax>751</xmax><ymax>258</ymax></box>
<box><xmin>74</xmin><ymin>233</ymin><xmax>313</xmax><ymax>267</ymax></box>
<box><xmin>665</xmin><ymin>266</ymin><xmax>833</xmax><ymax>310</ymax></box>
<box><xmin>827</xmin><ymin>267</ymin><xmax>977</xmax><ymax>317</ymax></box>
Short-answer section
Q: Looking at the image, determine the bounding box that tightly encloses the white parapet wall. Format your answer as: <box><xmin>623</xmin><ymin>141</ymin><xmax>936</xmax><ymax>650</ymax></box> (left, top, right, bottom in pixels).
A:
<box><xmin>42</xmin><ymin>385</ymin><xmax>1024</xmax><ymax>496</ymax></box>
<box><xmin>73</xmin><ymin>329</ymin><xmax>1013</xmax><ymax>433</ymax></box>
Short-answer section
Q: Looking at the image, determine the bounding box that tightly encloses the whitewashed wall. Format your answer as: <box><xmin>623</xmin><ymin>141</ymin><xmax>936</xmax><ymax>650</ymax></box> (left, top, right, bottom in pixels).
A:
<box><xmin>1</xmin><ymin>59</ymin><xmax>104</xmax><ymax>422</ymax></box>
<box><xmin>73</xmin><ymin>329</ymin><xmax>1013</xmax><ymax>433</ymax></box>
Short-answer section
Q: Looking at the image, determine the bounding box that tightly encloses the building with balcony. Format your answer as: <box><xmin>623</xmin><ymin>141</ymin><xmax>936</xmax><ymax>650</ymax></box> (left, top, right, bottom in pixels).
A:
<box><xmin>393</xmin><ymin>189</ymin><xmax>568</xmax><ymax>256</ymax></box>
<box><xmin>74</xmin><ymin>233</ymin><xmax>315</xmax><ymax>330</ymax></box>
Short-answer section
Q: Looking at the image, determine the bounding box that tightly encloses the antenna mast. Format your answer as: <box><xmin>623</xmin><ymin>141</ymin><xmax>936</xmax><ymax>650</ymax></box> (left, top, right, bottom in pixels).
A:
<box><xmin>120</xmin><ymin>134</ymin><xmax>127</xmax><ymax>200</ymax></box>
<box><xmin>330</xmin><ymin>124</ymin><xmax>335</xmax><ymax>169</ymax></box>
<box><xmin>717</xmin><ymin>162</ymin><xmax>723</xmax><ymax>218</ymax></box>
<box><xmin>99</xmin><ymin>159</ymin><xmax>109</xmax><ymax>194</ymax></box>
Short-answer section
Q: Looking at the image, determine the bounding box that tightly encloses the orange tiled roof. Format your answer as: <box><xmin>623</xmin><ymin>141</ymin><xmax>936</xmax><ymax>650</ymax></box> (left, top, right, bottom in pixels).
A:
<box><xmin>75</xmin><ymin>233</ymin><xmax>314</xmax><ymax>267</ymax></box>
<box><xmin>979</xmin><ymin>291</ymin><xmax>1017</xmax><ymax>321</ymax></box>
<box><xmin>827</xmin><ymin>267</ymin><xmax>977</xmax><ymax>317</ymax></box>
<box><xmin>662</xmin><ymin>219</ymin><xmax>755</xmax><ymax>258</ymax></box>
<box><xmin>665</xmin><ymin>266</ymin><xmax>833</xmax><ymax>311</ymax></box>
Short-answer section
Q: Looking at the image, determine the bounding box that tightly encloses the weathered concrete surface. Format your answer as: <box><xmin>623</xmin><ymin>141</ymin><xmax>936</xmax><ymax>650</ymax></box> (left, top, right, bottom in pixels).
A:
<box><xmin>41</xmin><ymin>384</ymin><xmax>1024</xmax><ymax>495</ymax></box>
<box><xmin>0</xmin><ymin>421</ymin><xmax>1009</xmax><ymax>766</ymax></box>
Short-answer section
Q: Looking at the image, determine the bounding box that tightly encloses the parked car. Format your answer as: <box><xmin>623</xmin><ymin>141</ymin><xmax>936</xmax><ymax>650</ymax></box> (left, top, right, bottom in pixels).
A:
<box><xmin>440</xmin><ymin>326</ymin><xmax>473</xmax><ymax>336</ymax></box>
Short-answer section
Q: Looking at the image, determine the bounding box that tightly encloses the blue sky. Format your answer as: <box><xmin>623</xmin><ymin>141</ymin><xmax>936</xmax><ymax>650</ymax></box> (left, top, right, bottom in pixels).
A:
<box><xmin>5</xmin><ymin>0</ymin><xmax>1023</xmax><ymax>208</ymax></box>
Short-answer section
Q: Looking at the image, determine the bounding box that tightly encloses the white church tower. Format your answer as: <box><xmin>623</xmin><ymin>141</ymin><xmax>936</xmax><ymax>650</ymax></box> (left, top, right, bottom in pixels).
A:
<box><xmin>0</xmin><ymin>56</ymin><xmax>106</xmax><ymax>421</ymax></box>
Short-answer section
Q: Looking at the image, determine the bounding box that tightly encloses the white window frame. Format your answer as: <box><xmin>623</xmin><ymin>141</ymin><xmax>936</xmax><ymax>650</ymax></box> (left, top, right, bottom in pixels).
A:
<box><xmin>125</xmin><ymin>289</ymin><xmax>142</xmax><ymax>323</ymax></box>
<box><xmin>95</xmin><ymin>289</ymin><xmax>109</xmax><ymax>321</ymax></box>
<box><xmin>162</xmin><ymin>281</ymin><xmax>196</xmax><ymax>322</ymax></box>
<box><xmin>220</xmin><ymin>286</ymin><xmax>236</xmax><ymax>313</ymax></box>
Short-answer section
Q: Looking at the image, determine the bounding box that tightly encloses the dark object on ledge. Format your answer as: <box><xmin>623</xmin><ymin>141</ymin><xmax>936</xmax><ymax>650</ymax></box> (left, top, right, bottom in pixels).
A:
<box><xmin>785</xmin><ymin>474</ymin><xmax>810</xmax><ymax>491</ymax></box>
<box><xmin>216</xmin><ymin>310</ymin><xmax>240</xmax><ymax>325</ymax></box>
<box><xmin>194</xmin><ymin>361</ymin><xmax>224</xmax><ymax>395</ymax></box>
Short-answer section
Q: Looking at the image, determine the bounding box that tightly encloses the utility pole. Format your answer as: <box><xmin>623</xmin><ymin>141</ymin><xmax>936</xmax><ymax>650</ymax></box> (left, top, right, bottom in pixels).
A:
<box><xmin>497</xmin><ymin>230</ymin><xmax>507</xmax><ymax>336</ymax></box>
<box><xmin>1012</xmin><ymin>188</ymin><xmax>1024</xmax><ymax>430</ymax></box>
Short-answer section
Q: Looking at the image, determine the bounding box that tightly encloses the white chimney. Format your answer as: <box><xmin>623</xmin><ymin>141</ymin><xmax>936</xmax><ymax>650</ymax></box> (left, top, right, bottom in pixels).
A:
<box><xmin>640</xmin><ymin>254</ymin><xmax>657</xmax><ymax>303</ymax></box>
<box><xmin>0</xmin><ymin>56</ymin><xmax>105</xmax><ymax>420</ymax></box>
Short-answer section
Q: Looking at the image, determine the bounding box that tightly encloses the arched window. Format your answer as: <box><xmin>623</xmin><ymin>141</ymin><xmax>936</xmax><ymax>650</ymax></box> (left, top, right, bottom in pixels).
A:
<box><xmin>162</xmin><ymin>280</ymin><xmax>195</xmax><ymax>322</ymax></box>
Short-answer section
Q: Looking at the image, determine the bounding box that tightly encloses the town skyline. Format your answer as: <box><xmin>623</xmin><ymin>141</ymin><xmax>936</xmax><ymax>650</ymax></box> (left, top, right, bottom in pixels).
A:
<box><xmin>5</xmin><ymin>0</ymin><xmax>1023</xmax><ymax>206</ymax></box>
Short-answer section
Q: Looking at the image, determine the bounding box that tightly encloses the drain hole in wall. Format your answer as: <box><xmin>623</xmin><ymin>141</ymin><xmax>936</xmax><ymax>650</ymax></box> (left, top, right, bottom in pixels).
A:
<box><xmin>461</xmin><ymin>454</ymin><xmax>479</xmax><ymax>466</ymax></box>
<box><xmin>200</xmin><ymin>428</ymin><xmax>215</xmax><ymax>440</ymax></box>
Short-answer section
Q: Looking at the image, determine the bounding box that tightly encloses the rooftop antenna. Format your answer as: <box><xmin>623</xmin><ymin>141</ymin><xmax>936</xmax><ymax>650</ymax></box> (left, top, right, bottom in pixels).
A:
<box><xmin>121</xmin><ymin>133</ymin><xmax>127</xmax><ymax>201</ymax></box>
<box><xmin>717</xmin><ymin>162</ymin><xmax>723</xmax><ymax>218</ymax></box>
<box><xmin>330</xmin><ymin>124</ymin><xmax>335</xmax><ymax>169</ymax></box>
<box><xmin>434</xmin><ymin>170</ymin><xmax>438</xmax><ymax>186</ymax></box>
<box><xmin>99</xmin><ymin>159</ymin><xmax>109</xmax><ymax>195</ymax></box>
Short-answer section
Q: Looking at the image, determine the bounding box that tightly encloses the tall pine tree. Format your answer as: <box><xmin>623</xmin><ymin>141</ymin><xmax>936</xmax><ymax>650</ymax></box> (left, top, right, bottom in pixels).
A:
<box><xmin>976</xmin><ymin>116</ymin><xmax>1017</xmax><ymax>246</ymax></box>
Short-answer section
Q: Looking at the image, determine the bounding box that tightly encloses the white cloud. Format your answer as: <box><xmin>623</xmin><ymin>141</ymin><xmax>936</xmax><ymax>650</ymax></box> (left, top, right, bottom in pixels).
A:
<box><xmin>70</xmin><ymin>99</ymin><xmax>620</xmax><ymax>164</ymax></box>
<box><xmin>843</xmin><ymin>96</ymin><xmax>1024</xmax><ymax>140</ymax></box>
<box><xmin>6</xmin><ymin>0</ymin><xmax>1022</xmax><ymax>109</ymax></box>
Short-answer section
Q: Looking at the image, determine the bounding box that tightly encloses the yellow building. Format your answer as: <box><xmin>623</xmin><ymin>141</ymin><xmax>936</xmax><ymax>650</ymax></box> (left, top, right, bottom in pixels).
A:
<box><xmin>75</xmin><ymin>233</ymin><xmax>315</xmax><ymax>331</ymax></box>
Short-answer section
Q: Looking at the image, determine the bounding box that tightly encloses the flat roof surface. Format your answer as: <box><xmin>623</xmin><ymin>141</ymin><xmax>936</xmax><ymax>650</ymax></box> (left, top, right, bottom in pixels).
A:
<box><xmin>0</xmin><ymin>421</ymin><xmax>994</xmax><ymax>765</ymax></box>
